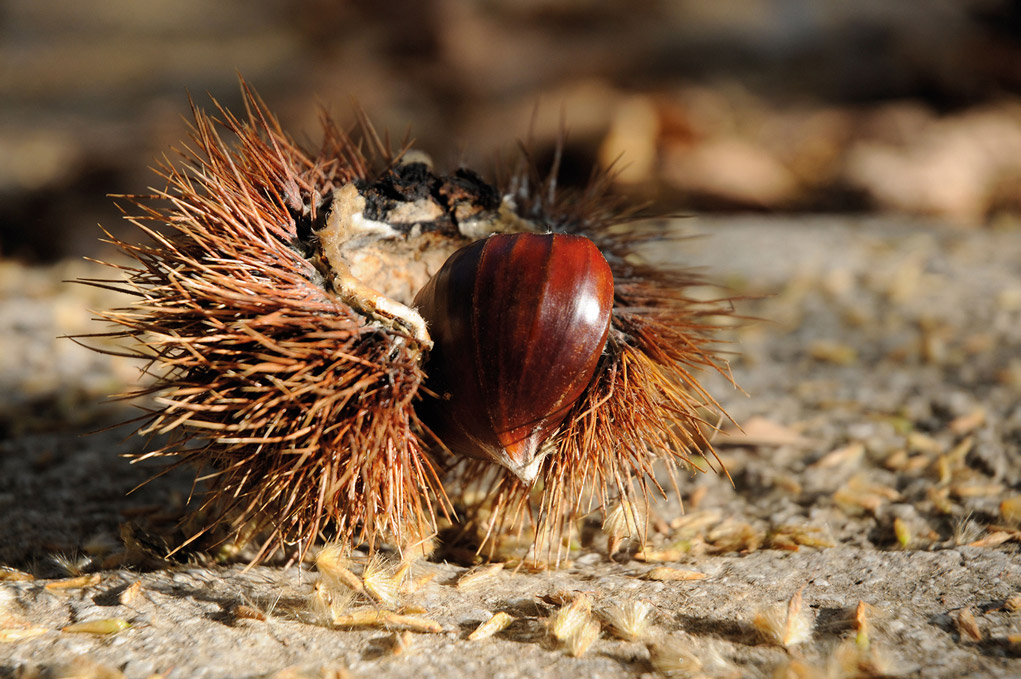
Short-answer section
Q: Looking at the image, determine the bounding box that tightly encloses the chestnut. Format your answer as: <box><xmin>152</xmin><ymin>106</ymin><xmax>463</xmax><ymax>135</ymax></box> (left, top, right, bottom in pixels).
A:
<box><xmin>414</xmin><ymin>233</ymin><xmax>614</xmax><ymax>483</ymax></box>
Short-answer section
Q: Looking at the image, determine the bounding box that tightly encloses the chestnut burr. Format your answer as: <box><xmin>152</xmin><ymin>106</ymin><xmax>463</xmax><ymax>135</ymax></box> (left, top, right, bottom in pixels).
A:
<box><xmin>82</xmin><ymin>81</ymin><xmax>736</xmax><ymax>564</ymax></box>
<box><xmin>414</xmin><ymin>233</ymin><xmax>614</xmax><ymax>483</ymax></box>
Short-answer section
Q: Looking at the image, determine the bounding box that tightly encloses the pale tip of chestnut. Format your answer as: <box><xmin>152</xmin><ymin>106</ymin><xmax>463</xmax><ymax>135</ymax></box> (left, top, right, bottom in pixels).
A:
<box><xmin>497</xmin><ymin>439</ymin><xmax>547</xmax><ymax>484</ymax></box>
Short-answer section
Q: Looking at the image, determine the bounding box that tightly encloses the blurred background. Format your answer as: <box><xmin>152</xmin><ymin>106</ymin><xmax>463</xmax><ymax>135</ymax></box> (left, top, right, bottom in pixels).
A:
<box><xmin>2</xmin><ymin>0</ymin><xmax>1021</xmax><ymax>262</ymax></box>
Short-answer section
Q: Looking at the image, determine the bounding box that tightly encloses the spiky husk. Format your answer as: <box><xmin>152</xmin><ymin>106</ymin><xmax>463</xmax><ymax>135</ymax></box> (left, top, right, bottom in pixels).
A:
<box><xmin>83</xmin><ymin>83</ymin><xmax>735</xmax><ymax>564</ymax></box>
<box><xmin>83</xmin><ymin>86</ymin><xmax>448</xmax><ymax>562</ymax></box>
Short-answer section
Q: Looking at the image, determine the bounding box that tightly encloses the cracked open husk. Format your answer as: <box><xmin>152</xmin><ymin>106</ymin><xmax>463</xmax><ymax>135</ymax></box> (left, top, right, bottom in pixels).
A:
<box><xmin>81</xmin><ymin>80</ymin><xmax>737</xmax><ymax>564</ymax></box>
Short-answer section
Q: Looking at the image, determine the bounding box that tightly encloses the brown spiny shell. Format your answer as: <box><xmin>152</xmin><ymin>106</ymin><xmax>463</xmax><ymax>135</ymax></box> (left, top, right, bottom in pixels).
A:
<box><xmin>81</xmin><ymin>81</ymin><xmax>735</xmax><ymax>564</ymax></box>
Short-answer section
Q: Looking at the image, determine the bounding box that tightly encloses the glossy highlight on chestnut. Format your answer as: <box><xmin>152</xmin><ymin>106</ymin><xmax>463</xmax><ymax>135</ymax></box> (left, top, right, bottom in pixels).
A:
<box><xmin>414</xmin><ymin>233</ymin><xmax>614</xmax><ymax>483</ymax></box>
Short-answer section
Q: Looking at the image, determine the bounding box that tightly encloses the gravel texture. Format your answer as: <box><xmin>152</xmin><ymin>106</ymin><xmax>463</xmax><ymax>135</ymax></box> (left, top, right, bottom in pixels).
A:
<box><xmin>1</xmin><ymin>216</ymin><xmax>1020</xmax><ymax>678</ymax></box>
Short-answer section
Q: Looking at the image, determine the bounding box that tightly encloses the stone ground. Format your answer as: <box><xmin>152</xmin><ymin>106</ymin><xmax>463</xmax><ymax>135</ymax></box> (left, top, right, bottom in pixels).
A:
<box><xmin>1</xmin><ymin>216</ymin><xmax>1020</xmax><ymax>678</ymax></box>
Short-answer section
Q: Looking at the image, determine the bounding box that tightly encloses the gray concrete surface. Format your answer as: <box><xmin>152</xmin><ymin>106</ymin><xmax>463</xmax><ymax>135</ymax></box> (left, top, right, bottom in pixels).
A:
<box><xmin>1</xmin><ymin>217</ymin><xmax>1019</xmax><ymax>678</ymax></box>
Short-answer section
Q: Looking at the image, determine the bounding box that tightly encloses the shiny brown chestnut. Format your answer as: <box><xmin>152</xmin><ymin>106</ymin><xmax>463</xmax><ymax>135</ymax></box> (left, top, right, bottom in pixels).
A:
<box><xmin>414</xmin><ymin>232</ymin><xmax>614</xmax><ymax>483</ymax></box>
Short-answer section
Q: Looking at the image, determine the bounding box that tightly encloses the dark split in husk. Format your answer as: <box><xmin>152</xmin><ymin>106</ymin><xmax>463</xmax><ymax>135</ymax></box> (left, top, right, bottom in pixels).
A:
<box><xmin>79</xmin><ymin>81</ymin><xmax>738</xmax><ymax>565</ymax></box>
